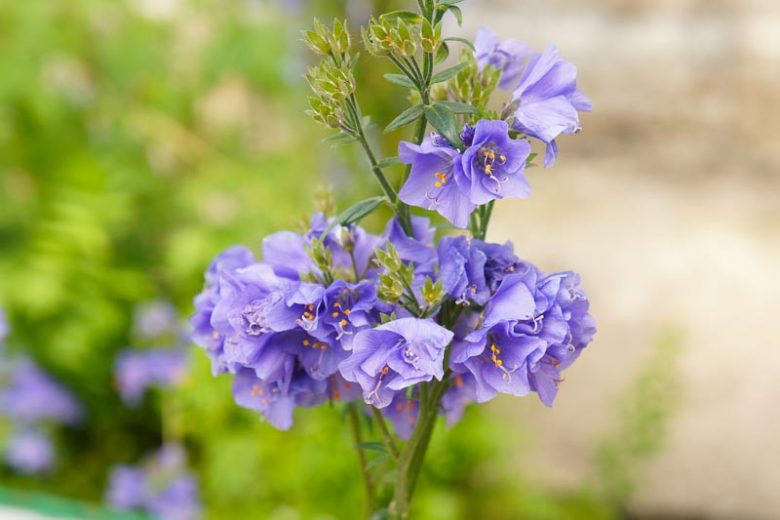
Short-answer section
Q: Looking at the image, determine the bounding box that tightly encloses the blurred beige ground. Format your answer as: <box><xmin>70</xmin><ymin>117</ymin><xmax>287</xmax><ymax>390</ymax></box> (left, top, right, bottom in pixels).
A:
<box><xmin>463</xmin><ymin>0</ymin><xmax>780</xmax><ymax>518</ymax></box>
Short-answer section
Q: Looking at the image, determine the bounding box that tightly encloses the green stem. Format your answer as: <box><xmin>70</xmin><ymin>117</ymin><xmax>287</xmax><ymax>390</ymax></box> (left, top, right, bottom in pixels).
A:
<box><xmin>388</xmin><ymin>377</ymin><xmax>451</xmax><ymax>519</ymax></box>
<box><xmin>346</xmin><ymin>97</ymin><xmax>414</xmax><ymax>235</ymax></box>
<box><xmin>479</xmin><ymin>200</ymin><xmax>495</xmax><ymax>240</ymax></box>
<box><xmin>348</xmin><ymin>405</ymin><xmax>375</xmax><ymax>519</ymax></box>
<box><xmin>371</xmin><ymin>406</ymin><xmax>401</xmax><ymax>462</ymax></box>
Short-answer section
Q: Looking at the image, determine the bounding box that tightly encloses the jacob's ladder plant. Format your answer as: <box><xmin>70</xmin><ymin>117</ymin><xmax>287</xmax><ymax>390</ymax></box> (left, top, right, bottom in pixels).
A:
<box><xmin>191</xmin><ymin>2</ymin><xmax>596</xmax><ymax>518</ymax></box>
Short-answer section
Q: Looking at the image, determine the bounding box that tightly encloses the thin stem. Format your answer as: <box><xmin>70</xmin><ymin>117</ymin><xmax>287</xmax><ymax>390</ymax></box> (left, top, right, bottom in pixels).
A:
<box><xmin>371</xmin><ymin>406</ymin><xmax>401</xmax><ymax>462</ymax></box>
<box><xmin>348</xmin><ymin>404</ymin><xmax>375</xmax><ymax>519</ymax></box>
<box><xmin>479</xmin><ymin>200</ymin><xmax>495</xmax><ymax>240</ymax></box>
<box><xmin>388</xmin><ymin>54</ymin><xmax>421</xmax><ymax>88</ymax></box>
<box><xmin>346</xmin><ymin>98</ymin><xmax>398</xmax><ymax>205</ymax></box>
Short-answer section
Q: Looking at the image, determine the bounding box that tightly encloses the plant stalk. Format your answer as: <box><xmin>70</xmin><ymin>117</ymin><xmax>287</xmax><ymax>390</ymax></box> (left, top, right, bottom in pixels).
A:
<box><xmin>347</xmin><ymin>405</ymin><xmax>375</xmax><ymax>519</ymax></box>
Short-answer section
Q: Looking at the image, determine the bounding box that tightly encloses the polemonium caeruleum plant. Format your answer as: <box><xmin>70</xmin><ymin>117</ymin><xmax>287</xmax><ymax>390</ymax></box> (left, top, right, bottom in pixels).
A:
<box><xmin>192</xmin><ymin>3</ymin><xmax>595</xmax><ymax>518</ymax></box>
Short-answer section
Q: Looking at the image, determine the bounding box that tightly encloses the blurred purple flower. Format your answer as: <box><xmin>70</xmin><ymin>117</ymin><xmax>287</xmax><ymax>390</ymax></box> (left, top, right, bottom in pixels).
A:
<box><xmin>0</xmin><ymin>358</ymin><xmax>82</xmax><ymax>425</ymax></box>
<box><xmin>106</xmin><ymin>444</ymin><xmax>201</xmax><ymax>520</ymax></box>
<box><xmin>474</xmin><ymin>27</ymin><xmax>534</xmax><ymax>90</ymax></box>
<box><xmin>133</xmin><ymin>301</ymin><xmax>186</xmax><ymax>344</ymax></box>
<box><xmin>4</xmin><ymin>429</ymin><xmax>54</xmax><ymax>474</ymax></box>
<box><xmin>115</xmin><ymin>349</ymin><xmax>189</xmax><ymax>405</ymax></box>
<box><xmin>511</xmin><ymin>45</ymin><xmax>592</xmax><ymax>167</ymax></box>
<box><xmin>339</xmin><ymin>318</ymin><xmax>453</xmax><ymax>408</ymax></box>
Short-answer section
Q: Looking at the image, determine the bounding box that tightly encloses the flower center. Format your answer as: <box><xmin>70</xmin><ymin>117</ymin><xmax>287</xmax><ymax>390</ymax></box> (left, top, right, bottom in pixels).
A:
<box><xmin>241</xmin><ymin>293</ymin><xmax>283</xmax><ymax>336</ymax></box>
<box><xmin>478</xmin><ymin>146</ymin><xmax>507</xmax><ymax>176</ymax></box>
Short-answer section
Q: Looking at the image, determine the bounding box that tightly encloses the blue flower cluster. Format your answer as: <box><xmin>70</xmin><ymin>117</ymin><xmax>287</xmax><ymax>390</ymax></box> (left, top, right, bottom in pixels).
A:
<box><xmin>0</xmin><ymin>312</ymin><xmax>83</xmax><ymax>474</ymax></box>
<box><xmin>398</xmin><ymin>28</ymin><xmax>591</xmax><ymax>227</ymax></box>
<box><xmin>192</xmin><ymin>212</ymin><xmax>595</xmax><ymax>436</ymax></box>
<box><xmin>106</xmin><ymin>444</ymin><xmax>201</xmax><ymax>520</ymax></box>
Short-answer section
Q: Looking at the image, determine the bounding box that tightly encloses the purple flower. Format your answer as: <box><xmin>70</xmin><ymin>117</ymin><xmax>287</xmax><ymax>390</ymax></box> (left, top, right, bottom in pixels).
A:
<box><xmin>0</xmin><ymin>358</ymin><xmax>82</xmax><ymax>425</ymax></box>
<box><xmin>474</xmin><ymin>27</ymin><xmax>534</xmax><ymax>90</ymax></box>
<box><xmin>511</xmin><ymin>45</ymin><xmax>592</xmax><ymax>167</ymax></box>
<box><xmin>398</xmin><ymin>135</ymin><xmax>475</xmax><ymax>228</ymax></box>
<box><xmin>115</xmin><ymin>349</ymin><xmax>189</xmax><ymax>405</ymax></box>
<box><xmin>459</xmin><ymin>119</ymin><xmax>532</xmax><ymax>205</ymax></box>
<box><xmin>233</xmin><ymin>366</ymin><xmax>309</xmax><ymax>430</ymax></box>
<box><xmin>320</xmin><ymin>280</ymin><xmax>377</xmax><ymax>348</ymax></box>
<box><xmin>437</xmin><ymin>236</ymin><xmax>490</xmax><ymax>305</ymax></box>
<box><xmin>384</xmin><ymin>393</ymin><xmax>419</xmax><ymax>440</ymax></box>
<box><xmin>4</xmin><ymin>429</ymin><xmax>54</xmax><ymax>474</ymax></box>
<box><xmin>106</xmin><ymin>466</ymin><xmax>147</xmax><ymax>510</ymax></box>
<box><xmin>106</xmin><ymin>444</ymin><xmax>201</xmax><ymax>520</ymax></box>
<box><xmin>339</xmin><ymin>318</ymin><xmax>453</xmax><ymax>408</ymax></box>
<box><xmin>262</xmin><ymin>214</ymin><xmax>384</xmax><ymax>281</ymax></box>
<box><xmin>133</xmin><ymin>301</ymin><xmax>185</xmax><ymax>344</ymax></box>
<box><xmin>191</xmin><ymin>246</ymin><xmax>256</xmax><ymax>374</ymax></box>
<box><xmin>440</xmin><ymin>370</ymin><xmax>478</xmax><ymax>426</ymax></box>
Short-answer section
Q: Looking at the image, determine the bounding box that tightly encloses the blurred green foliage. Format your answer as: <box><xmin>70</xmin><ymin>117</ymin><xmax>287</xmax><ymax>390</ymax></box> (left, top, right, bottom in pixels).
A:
<box><xmin>0</xmin><ymin>0</ymin><xmax>680</xmax><ymax>518</ymax></box>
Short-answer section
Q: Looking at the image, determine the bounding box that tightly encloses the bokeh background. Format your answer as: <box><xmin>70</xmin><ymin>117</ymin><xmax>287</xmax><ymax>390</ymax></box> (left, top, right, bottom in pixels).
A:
<box><xmin>0</xmin><ymin>0</ymin><xmax>777</xmax><ymax>518</ymax></box>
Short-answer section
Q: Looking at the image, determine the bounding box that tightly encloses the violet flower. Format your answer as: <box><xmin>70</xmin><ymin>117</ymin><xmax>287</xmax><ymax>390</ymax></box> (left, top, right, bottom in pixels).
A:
<box><xmin>398</xmin><ymin>135</ymin><xmax>474</xmax><ymax>228</ymax></box>
<box><xmin>4</xmin><ymin>429</ymin><xmax>54</xmax><ymax>475</ymax></box>
<box><xmin>511</xmin><ymin>45</ymin><xmax>592</xmax><ymax>167</ymax></box>
<box><xmin>474</xmin><ymin>27</ymin><xmax>534</xmax><ymax>90</ymax></box>
<box><xmin>339</xmin><ymin>318</ymin><xmax>453</xmax><ymax>409</ymax></box>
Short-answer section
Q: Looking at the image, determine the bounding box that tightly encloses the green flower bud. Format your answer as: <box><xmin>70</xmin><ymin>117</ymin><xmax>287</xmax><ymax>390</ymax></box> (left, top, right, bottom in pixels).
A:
<box><xmin>332</xmin><ymin>19</ymin><xmax>351</xmax><ymax>54</ymax></box>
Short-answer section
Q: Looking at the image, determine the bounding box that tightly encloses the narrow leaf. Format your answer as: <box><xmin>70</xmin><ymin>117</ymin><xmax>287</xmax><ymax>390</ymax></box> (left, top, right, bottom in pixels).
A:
<box><xmin>384</xmin><ymin>104</ymin><xmax>424</xmax><ymax>133</ymax></box>
<box><xmin>384</xmin><ymin>73</ymin><xmax>417</xmax><ymax>89</ymax></box>
<box><xmin>379</xmin><ymin>10</ymin><xmax>423</xmax><ymax>23</ymax></box>
<box><xmin>437</xmin><ymin>101</ymin><xmax>479</xmax><ymax>115</ymax></box>
<box><xmin>438</xmin><ymin>0</ymin><xmax>465</xmax><ymax>5</ymax></box>
<box><xmin>323</xmin><ymin>132</ymin><xmax>358</xmax><ymax>145</ymax></box>
<box><xmin>448</xmin><ymin>5</ymin><xmax>463</xmax><ymax>25</ymax></box>
<box><xmin>424</xmin><ymin>104</ymin><xmax>463</xmax><ymax>149</ymax></box>
<box><xmin>375</xmin><ymin>156</ymin><xmax>402</xmax><ymax>169</ymax></box>
<box><xmin>430</xmin><ymin>63</ymin><xmax>467</xmax><ymax>85</ymax></box>
<box><xmin>443</xmin><ymin>37</ymin><xmax>475</xmax><ymax>51</ymax></box>
<box><xmin>434</xmin><ymin>41</ymin><xmax>450</xmax><ymax>65</ymax></box>
<box><xmin>356</xmin><ymin>441</ymin><xmax>387</xmax><ymax>453</ymax></box>
<box><xmin>324</xmin><ymin>196</ymin><xmax>386</xmax><ymax>236</ymax></box>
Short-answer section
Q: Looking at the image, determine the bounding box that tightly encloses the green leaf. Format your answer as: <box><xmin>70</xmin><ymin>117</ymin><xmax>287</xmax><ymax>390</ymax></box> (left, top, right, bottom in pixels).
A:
<box><xmin>384</xmin><ymin>73</ymin><xmax>417</xmax><ymax>89</ymax></box>
<box><xmin>437</xmin><ymin>101</ymin><xmax>479</xmax><ymax>114</ymax></box>
<box><xmin>375</xmin><ymin>156</ymin><xmax>402</xmax><ymax>169</ymax></box>
<box><xmin>379</xmin><ymin>10</ymin><xmax>423</xmax><ymax>23</ymax></box>
<box><xmin>337</xmin><ymin>197</ymin><xmax>387</xmax><ymax>227</ymax></box>
<box><xmin>384</xmin><ymin>104</ymin><xmax>424</xmax><ymax>133</ymax></box>
<box><xmin>443</xmin><ymin>36</ymin><xmax>475</xmax><ymax>51</ymax></box>
<box><xmin>430</xmin><ymin>62</ymin><xmax>467</xmax><ymax>85</ymax></box>
<box><xmin>434</xmin><ymin>41</ymin><xmax>450</xmax><ymax>65</ymax></box>
<box><xmin>438</xmin><ymin>0</ymin><xmax>465</xmax><ymax>5</ymax></box>
<box><xmin>356</xmin><ymin>442</ymin><xmax>387</xmax><ymax>453</ymax></box>
<box><xmin>448</xmin><ymin>5</ymin><xmax>463</xmax><ymax>25</ymax></box>
<box><xmin>424</xmin><ymin>104</ymin><xmax>463</xmax><ymax>149</ymax></box>
<box><xmin>323</xmin><ymin>132</ymin><xmax>357</xmax><ymax>145</ymax></box>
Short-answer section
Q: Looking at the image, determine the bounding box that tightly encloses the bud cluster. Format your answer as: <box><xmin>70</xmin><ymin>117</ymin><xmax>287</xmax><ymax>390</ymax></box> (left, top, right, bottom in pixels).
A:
<box><xmin>361</xmin><ymin>15</ymin><xmax>442</xmax><ymax>59</ymax></box>
<box><xmin>436</xmin><ymin>50</ymin><xmax>500</xmax><ymax>111</ymax></box>
<box><xmin>303</xmin><ymin>19</ymin><xmax>358</xmax><ymax>130</ymax></box>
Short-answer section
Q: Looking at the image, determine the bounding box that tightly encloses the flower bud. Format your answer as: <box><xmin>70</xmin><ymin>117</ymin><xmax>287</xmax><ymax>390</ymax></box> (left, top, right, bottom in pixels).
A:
<box><xmin>331</xmin><ymin>19</ymin><xmax>351</xmax><ymax>54</ymax></box>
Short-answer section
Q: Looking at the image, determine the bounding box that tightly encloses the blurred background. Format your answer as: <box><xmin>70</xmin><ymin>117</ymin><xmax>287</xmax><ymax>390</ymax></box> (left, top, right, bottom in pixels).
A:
<box><xmin>0</xmin><ymin>0</ymin><xmax>777</xmax><ymax>518</ymax></box>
